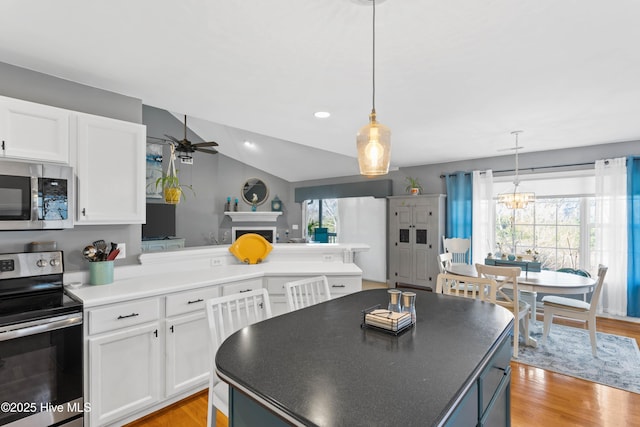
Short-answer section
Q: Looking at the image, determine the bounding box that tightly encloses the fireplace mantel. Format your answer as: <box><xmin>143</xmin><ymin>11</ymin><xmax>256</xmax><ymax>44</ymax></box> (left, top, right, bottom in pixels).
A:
<box><xmin>225</xmin><ymin>211</ymin><xmax>282</xmax><ymax>223</ymax></box>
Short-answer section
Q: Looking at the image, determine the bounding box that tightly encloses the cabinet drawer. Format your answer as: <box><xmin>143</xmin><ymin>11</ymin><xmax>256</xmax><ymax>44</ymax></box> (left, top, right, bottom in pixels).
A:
<box><xmin>479</xmin><ymin>335</ymin><xmax>511</xmax><ymax>416</ymax></box>
<box><xmin>221</xmin><ymin>278</ymin><xmax>263</xmax><ymax>296</ymax></box>
<box><xmin>327</xmin><ymin>276</ymin><xmax>361</xmax><ymax>294</ymax></box>
<box><xmin>265</xmin><ymin>276</ymin><xmax>307</xmax><ymax>295</ymax></box>
<box><xmin>89</xmin><ymin>298</ymin><xmax>160</xmax><ymax>335</ymax></box>
<box><xmin>166</xmin><ymin>286</ymin><xmax>221</xmax><ymax>317</ymax></box>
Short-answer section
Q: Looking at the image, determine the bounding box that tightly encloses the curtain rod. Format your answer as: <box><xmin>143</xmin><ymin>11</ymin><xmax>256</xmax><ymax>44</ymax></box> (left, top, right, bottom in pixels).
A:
<box><xmin>439</xmin><ymin>161</ymin><xmax>595</xmax><ymax>178</ymax></box>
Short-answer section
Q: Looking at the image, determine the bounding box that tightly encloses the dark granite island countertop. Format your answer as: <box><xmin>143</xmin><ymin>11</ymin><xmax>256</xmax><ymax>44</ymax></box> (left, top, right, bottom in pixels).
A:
<box><xmin>216</xmin><ymin>289</ymin><xmax>514</xmax><ymax>426</ymax></box>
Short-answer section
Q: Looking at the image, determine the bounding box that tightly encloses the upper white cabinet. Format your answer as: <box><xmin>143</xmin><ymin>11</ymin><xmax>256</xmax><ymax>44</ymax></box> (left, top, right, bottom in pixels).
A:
<box><xmin>75</xmin><ymin>113</ymin><xmax>146</xmax><ymax>224</ymax></box>
<box><xmin>0</xmin><ymin>95</ymin><xmax>70</xmax><ymax>164</ymax></box>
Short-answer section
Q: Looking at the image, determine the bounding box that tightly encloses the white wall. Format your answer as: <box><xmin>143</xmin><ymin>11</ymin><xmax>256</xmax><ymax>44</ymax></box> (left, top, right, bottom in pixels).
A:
<box><xmin>337</xmin><ymin>197</ymin><xmax>386</xmax><ymax>282</ymax></box>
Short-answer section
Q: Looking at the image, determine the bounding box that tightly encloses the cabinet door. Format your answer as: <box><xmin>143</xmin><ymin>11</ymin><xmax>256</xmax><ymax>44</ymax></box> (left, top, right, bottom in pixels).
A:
<box><xmin>89</xmin><ymin>323</ymin><xmax>161</xmax><ymax>426</ymax></box>
<box><xmin>413</xmin><ymin>205</ymin><xmax>435</xmax><ymax>287</ymax></box>
<box><xmin>76</xmin><ymin>113</ymin><xmax>146</xmax><ymax>224</ymax></box>
<box><xmin>165</xmin><ymin>312</ymin><xmax>210</xmax><ymax>397</ymax></box>
<box><xmin>0</xmin><ymin>96</ymin><xmax>70</xmax><ymax>163</ymax></box>
<box><xmin>392</xmin><ymin>205</ymin><xmax>413</xmax><ymax>285</ymax></box>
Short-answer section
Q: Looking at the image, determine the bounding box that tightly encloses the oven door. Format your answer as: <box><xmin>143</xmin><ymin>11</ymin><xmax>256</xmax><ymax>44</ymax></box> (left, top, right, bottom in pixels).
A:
<box><xmin>0</xmin><ymin>313</ymin><xmax>84</xmax><ymax>426</ymax></box>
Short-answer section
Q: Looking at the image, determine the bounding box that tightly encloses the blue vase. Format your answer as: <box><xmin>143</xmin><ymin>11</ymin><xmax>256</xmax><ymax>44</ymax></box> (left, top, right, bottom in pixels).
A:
<box><xmin>508</xmin><ymin>254</ymin><xmax>516</xmax><ymax>261</ymax></box>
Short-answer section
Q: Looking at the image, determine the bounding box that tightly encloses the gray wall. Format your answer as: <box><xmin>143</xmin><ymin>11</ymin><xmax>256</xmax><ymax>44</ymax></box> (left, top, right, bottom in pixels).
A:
<box><xmin>142</xmin><ymin>106</ymin><xmax>295</xmax><ymax>247</ymax></box>
<box><xmin>0</xmin><ymin>62</ymin><xmax>143</xmax><ymax>271</ymax></box>
<box><xmin>292</xmin><ymin>140</ymin><xmax>640</xmax><ymax>197</ymax></box>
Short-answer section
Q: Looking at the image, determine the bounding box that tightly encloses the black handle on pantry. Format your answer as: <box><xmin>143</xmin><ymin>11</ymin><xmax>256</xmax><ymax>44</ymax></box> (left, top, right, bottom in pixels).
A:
<box><xmin>170</xmin><ymin>325</ymin><xmax>174</xmax><ymax>333</ymax></box>
<box><xmin>82</xmin><ymin>208</ymin><xmax>86</xmax><ymax>216</ymax></box>
<box><xmin>187</xmin><ymin>299</ymin><xmax>204</xmax><ymax>304</ymax></box>
<box><xmin>1</xmin><ymin>141</ymin><xmax>4</xmax><ymax>150</ymax></box>
<box><xmin>154</xmin><ymin>329</ymin><xmax>158</xmax><ymax>337</ymax></box>
<box><xmin>239</xmin><ymin>289</ymin><xmax>253</xmax><ymax>293</ymax></box>
<box><xmin>117</xmin><ymin>313</ymin><xmax>139</xmax><ymax>320</ymax></box>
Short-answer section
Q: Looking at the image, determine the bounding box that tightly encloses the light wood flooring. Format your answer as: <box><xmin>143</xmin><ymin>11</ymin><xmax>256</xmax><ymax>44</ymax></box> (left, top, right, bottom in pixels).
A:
<box><xmin>126</xmin><ymin>283</ymin><xmax>640</xmax><ymax>427</ymax></box>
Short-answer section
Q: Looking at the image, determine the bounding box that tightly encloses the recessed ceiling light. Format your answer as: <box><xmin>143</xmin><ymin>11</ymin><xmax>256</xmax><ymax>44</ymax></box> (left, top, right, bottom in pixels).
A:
<box><xmin>314</xmin><ymin>111</ymin><xmax>331</xmax><ymax>119</ymax></box>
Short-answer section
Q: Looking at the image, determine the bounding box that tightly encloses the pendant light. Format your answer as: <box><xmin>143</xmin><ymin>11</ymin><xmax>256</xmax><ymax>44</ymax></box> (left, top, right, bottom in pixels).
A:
<box><xmin>356</xmin><ymin>0</ymin><xmax>391</xmax><ymax>176</ymax></box>
<box><xmin>498</xmin><ymin>130</ymin><xmax>535</xmax><ymax>209</ymax></box>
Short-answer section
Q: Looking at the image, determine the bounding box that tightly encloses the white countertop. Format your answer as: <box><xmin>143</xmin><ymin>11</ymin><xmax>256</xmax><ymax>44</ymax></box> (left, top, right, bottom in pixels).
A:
<box><xmin>66</xmin><ymin>262</ymin><xmax>363</xmax><ymax>308</ymax></box>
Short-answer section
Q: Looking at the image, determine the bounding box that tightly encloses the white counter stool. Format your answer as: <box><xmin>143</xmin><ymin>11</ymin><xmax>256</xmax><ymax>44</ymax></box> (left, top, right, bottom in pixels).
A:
<box><xmin>205</xmin><ymin>289</ymin><xmax>273</xmax><ymax>426</ymax></box>
<box><xmin>285</xmin><ymin>275</ymin><xmax>331</xmax><ymax>311</ymax></box>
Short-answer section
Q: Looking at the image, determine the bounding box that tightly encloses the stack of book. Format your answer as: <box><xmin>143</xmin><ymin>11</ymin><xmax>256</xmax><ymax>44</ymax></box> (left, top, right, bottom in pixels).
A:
<box><xmin>364</xmin><ymin>309</ymin><xmax>413</xmax><ymax>332</ymax></box>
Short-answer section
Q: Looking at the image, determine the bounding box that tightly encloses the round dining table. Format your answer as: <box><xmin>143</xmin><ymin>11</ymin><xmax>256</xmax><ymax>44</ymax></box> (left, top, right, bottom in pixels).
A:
<box><xmin>446</xmin><ymin>263</ymin><xmax>597</xmax><ymax>295</ymax></box>
<box><xmin>445</xmin><ymin>263</ymin><xmax>597</xmax><ymax>348</ymax></box>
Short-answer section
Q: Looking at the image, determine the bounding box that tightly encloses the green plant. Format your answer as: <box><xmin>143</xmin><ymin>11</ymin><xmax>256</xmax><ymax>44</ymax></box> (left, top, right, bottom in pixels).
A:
<box><xmin>153</xmin><ymin>145</ymin><xmax>195</xmax><ymax>202</ymax></box>
<box><xmin>405</xmin><ymin>176</ymin><xmax>423</xmax><ymax>194</ymax></box>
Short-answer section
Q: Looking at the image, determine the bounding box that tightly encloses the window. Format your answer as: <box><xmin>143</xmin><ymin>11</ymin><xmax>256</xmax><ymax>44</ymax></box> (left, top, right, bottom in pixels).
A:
<box><xmin>304</xmin><ymin>199</ymin><xmax>338</xmax><ymax>242</ymax></box>
<box><xmin>493</xmin><ymin>170</ymin><xmax>596</xmax><ymax>271</ymax></box>
<box><xmin>495</xmin><ymin>197</ymin><xmax>595</xmax><ymax>270</ymax></box>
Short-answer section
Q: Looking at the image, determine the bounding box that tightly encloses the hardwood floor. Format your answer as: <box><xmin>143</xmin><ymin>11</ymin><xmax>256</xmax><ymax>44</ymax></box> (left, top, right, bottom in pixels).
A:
<box><xmin>126</xmin><ymin>314</ymin><xmax>639</xmax><ymax>427</ymax></box>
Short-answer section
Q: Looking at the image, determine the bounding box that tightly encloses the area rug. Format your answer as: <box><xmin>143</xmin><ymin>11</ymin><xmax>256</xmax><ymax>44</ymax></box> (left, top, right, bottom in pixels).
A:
<box><xmin>515</xmin><ymin>323</ymin><xmax>640</xmax><ymax>394</ymax></box>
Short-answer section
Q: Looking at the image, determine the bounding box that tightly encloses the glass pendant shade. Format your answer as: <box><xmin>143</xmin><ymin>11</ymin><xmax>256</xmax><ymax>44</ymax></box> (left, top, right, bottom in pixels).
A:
<box><xmin>357</xmin><ymin>110</ymin><xmax>391</xmax><ymax>176</ymax></box>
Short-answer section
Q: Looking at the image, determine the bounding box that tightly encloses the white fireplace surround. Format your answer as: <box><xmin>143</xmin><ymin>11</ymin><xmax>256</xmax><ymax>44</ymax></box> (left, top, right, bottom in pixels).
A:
<box><xmin>225</xmin><ymin>211</ymin><xmax>282</xmax><ymax>222</ymax></box>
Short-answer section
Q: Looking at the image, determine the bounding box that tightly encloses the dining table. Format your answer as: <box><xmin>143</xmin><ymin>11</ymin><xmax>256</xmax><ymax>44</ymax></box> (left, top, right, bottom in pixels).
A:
<box><xmin>446</xmin><ymin>263</ymin><xmax>597</xmax><ymax>339</ymax></box>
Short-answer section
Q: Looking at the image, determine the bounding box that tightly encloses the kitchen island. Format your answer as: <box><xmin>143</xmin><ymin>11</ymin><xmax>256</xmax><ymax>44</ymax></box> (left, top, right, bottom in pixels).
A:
<box><xmin>216</xmin><ymin>289</ymin><xmax>514</xmax><ymax>426</ymax></box>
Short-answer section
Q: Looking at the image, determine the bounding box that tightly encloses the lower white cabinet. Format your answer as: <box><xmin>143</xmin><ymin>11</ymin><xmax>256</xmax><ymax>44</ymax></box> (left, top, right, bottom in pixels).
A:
<box><xmin>88</xmin><ymin>322</ymin><xmax>161</xmax><ymax>426</ymax></box>
<box><xmin>165</xmin><ymin>311</ymin><xmax>211</xmax><ymax>397</ymax></box>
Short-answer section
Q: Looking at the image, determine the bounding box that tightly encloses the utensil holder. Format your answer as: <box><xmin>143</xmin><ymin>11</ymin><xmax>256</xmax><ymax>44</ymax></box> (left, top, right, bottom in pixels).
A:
<box><xmin>89</xmin><ymin>261</ymin><xmax>114</xmax><ymax>285</ymax></box>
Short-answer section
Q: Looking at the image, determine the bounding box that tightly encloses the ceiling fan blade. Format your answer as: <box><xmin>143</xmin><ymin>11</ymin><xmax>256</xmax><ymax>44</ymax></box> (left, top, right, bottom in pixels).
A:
<box><xmin>164</xmin><ymin>134</ymin><xmax>181</xmax><ymax>144</ymax></box>
<box><xmin>194</xmin><ymin>141</ymin><xmax>219</xmax><ymax>147</ymax></box>
<box><xmin>194</xmin><ymin>147</ymin><xmax>218</xmax><ymax>155</ymax></box>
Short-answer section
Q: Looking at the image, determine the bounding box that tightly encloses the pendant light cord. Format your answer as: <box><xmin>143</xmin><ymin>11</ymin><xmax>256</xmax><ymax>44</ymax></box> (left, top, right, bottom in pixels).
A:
<box><xmin>372</xmin><ymin>0</ymin><xmax>376</xmax><ymax>112</ymax></box>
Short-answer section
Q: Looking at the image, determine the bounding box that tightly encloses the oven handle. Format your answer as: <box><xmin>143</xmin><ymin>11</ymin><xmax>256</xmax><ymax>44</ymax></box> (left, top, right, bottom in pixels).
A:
<box><xmin>0</xmin><ymin>312</ymin><xmax>83</xmax><ymax>341</ymax></box>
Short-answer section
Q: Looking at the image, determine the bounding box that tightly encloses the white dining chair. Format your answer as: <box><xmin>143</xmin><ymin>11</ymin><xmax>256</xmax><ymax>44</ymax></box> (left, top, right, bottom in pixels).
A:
<box><xmin>205</xmin><ymin>289</ymin><xmax>273</xmax><ymax>427</ymax></box>
<box><xmin>285</xmin><ymin>275</ymin><xmax>332</xmax><ymax>311</ymax></box>
<box><xmin>475</xmin><ymin>263</ymin><xmax>531</xmax><ymax>358</ymax></box>
<box><xmin>542</xmin><ymin>265</ymin><xmax>608</xmax><ymax>356</ymax></box>
<box><xmin>438</xmin><ymin>252</ymin><xmax>453</xmax><ymax>274</ymax></box>
<box><xmin>443</xmin><ymin>237</ymin><xmax>472</xmax><ymax>264</ymax></box>
<box><xmin>436</xmin><ymin>272</ymin><xmax>497</xmax><ymax>301</ymax></box>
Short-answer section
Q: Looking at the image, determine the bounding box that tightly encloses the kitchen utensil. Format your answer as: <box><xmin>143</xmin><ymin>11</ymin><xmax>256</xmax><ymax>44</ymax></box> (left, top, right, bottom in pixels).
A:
<box><xmin>83</xmin><ymin>245</ymin><xmax>97</xmax><ymax>261</ymax></box>
<box><xmin>110</xmin><ymin>242</ymin><xmax>118</xmax><ymax>254</ymax></box>
<box><xmin>93</xmin><ymin>240</ymin><xmax>107</xmax><ymax>260</ymax></box>
<box><xmin>106</xmin><ymin>249</ymin><xmax>120</xmax><ymax>261</ymax></box>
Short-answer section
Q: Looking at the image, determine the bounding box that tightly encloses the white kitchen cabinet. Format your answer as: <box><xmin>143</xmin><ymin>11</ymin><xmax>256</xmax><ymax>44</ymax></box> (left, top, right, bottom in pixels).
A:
<box><xmin>75</xmin><ymin>113</ymin><xmax>146</xmax><ymax>224</ymax></box>
<box><xmin>164</xmin><ymin>285</ymin><xmax>220</xmax><ymax>397</ymax></box>
<box><xmin>165</xmin><ymin>312</ymin><xmax>210</xmax><ymax>397</ymax></box>
<box><xmin>0</xmin><ymin>95</ymin><xmax>70</xmax><ymax>163</ymax></box>
<box><xmin>265</xmin><ymin>274</ymin><xmax>362</xmax><ymax>316</ymax></box>
<box><xmin>388</xmin><ymin>195</ymin><xmax>445</xmax><ymax>290</ymax></box>
<box><xmin>88</xmin><ymin>322</ymin><xmax>161</xmax><ymax>426</ymax></box>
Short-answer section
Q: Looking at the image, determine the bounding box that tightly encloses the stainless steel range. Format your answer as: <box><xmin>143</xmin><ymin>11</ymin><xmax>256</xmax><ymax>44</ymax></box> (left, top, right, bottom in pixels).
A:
<box><xmin>0</xmin><ymin>251</ymin><xmax>84</xmax><ymax>427</ymax></box>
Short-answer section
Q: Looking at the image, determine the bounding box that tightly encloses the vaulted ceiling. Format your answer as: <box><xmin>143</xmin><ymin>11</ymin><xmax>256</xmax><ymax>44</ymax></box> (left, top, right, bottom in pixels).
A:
<box><xmin>1</xmin><ymin>0</ymin><xmax>639</xmax><ymax>181</ymax></box>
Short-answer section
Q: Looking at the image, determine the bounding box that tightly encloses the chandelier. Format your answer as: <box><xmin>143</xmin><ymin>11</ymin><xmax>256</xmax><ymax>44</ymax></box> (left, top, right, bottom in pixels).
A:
<box><xmin>498</xmin><ymin>131</ymin><xmax>535</xmax><ymax>209</ymax></box>
<box><xmin>356</xmin><ymin>0</ymin><xmax>391</xmax><ymax>176</ymax></box>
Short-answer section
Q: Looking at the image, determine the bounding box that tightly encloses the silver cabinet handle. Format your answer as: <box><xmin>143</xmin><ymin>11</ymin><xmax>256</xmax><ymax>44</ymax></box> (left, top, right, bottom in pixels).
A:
<box><xmin>117</xmin><ymin>313</ymin><xmax>139</xmax><ymax>320</ymax></box>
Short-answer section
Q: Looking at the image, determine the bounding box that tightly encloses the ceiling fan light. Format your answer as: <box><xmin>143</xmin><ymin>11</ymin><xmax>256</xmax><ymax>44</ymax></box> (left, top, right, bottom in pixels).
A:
<box><xmin>357</xmin><ymin>110</ymin><xmax>391</xmax><ymax>176</ymax></box>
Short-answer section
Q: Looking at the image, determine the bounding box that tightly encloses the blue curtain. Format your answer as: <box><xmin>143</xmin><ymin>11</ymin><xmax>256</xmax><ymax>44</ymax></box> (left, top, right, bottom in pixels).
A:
<box><xmin>628</xmin><ymin>156</ymin><xmax>640</xmax><ymax>317</ymax></box>
<box><xmin>445</xmin><ymin>172</ymin><xmax>473</xmax><ymax>240</ymax></box>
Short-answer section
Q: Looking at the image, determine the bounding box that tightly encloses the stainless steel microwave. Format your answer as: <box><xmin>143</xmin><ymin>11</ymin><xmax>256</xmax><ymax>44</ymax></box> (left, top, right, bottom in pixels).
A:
<box><xmin>0</xmin><ymin>160</ymin><xmax>74</xmax><ymax>230</ymax></box>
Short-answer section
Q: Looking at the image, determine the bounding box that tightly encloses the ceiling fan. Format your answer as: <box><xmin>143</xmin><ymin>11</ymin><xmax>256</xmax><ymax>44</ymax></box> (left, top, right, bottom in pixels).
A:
<box><xmin>164</xmin><ymin>115</ymin><xmax>219</xmax><ymax>158</ymax></box>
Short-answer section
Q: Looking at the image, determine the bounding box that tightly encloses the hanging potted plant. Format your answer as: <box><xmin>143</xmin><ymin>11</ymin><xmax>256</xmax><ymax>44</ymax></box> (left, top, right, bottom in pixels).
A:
<box><xmin>405</xmin><ymin>176</ymin><xmax>423</xmax><ymax>195</ymax></box>
<box><xmin>155</xmin><ymin>145</ymin><xmax>194</xmax><ymax>204</ymax></box>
